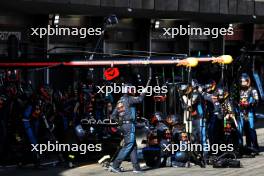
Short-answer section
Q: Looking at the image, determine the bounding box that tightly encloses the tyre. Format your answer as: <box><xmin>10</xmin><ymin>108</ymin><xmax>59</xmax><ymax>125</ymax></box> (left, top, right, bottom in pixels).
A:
<box><xmin>142</xmin><ymin>146</ymin><xmax>161</xmax><ymax>167</ymax></box>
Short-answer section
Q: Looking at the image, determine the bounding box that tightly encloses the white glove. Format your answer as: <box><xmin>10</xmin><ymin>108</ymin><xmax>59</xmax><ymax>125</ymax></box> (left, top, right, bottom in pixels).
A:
<box><xmin>198</xmin><ymin>86</ymin><xmax>203</xmax><ymax>93</ymax></box>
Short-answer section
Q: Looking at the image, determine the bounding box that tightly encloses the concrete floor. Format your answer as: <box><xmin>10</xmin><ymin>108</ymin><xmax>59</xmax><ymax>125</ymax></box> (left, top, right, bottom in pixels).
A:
<box><xmin>1</xmin><ymin>121</ymin><xmax>264</xmax><ymax>176</ymax></box>
<box><xmin>1</xmin><ymin>152</ymin><xmax>264</xmax><ymax>176</ymax></box>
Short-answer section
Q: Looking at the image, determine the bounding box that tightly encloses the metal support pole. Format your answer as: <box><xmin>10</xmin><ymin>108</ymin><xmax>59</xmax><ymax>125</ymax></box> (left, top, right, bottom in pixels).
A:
<box><xmin>45</xmin><ymin>30</ymin><xmax>50</xmax><ymax>86</ymax></box>
<box><xmin>220</xmin><ymin>64</ymin><xmax>224</xmax><ymax>87</ymax></box>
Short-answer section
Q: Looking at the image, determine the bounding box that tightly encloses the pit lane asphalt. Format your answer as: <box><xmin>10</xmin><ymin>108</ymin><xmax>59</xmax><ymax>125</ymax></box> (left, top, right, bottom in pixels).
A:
<box><xmin>1</xmin><ymin>127</ymin><xmax>264</xmax><ymax>176</ymax></box>
<box><xmin>1</xmin><ymin>151</ymin><xmax>264</xmax><ymax>176</ymax></box>
<box><xmin>1</xmin><ymin>118</ymin><xmax>264</xmax><ymax>176</ymax></box>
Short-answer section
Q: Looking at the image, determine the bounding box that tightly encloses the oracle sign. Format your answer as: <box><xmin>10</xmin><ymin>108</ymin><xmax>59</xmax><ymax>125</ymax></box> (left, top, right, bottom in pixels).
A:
<box><xmin>0</xmin><ymin>31</ymin><xmax>21</xmax><ymax>41</ymax></box>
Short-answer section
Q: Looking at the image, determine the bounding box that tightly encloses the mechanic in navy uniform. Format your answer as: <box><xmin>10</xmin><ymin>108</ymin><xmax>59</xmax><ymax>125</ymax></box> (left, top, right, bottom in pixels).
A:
<box><xmin>109</xmin><ymin>84</ymin><xmax>147</xmax><ymax>173</ymax></box>
<box><xmin>238</xmin><ymin>73</ymin><xmax>259</xmax><ymax>152</ymax></box>
<box><xmin>0</xmin><ymin>91</ymin><xmax>8</xmax><ymax>165</ymax></box>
